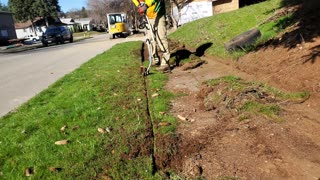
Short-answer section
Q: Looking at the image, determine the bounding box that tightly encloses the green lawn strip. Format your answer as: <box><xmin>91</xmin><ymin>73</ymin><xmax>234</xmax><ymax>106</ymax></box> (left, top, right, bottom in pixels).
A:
<box><xmin>73</xmin><ymin>31</ymin><xmax>107</xmax><ymax>38</ymax></box>
<box><xmin>169</xmin><ymin>0</ymin><xmax>295</xmax><ymax>58</ymax></box>
<box><xmin>147</xmin><ymin>71</ymin><xmax>176</xmax><ymax>134</ymax></box>
<box><xmin>0</xmin><ymin>41</ymin><xmax>156</xmax><ymax>179</ymax></box>
<box><xmin>145</xmin><ymin>69</ymin><xmax>179</xmax><ymax>173</ymax></box>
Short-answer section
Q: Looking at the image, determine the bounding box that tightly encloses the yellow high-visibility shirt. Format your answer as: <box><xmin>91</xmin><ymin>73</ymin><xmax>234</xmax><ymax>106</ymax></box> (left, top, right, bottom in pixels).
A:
<box><xmin>132</xmin><ymin>0</ymin><xmax>165</xmax><ymax>19</ymax></box>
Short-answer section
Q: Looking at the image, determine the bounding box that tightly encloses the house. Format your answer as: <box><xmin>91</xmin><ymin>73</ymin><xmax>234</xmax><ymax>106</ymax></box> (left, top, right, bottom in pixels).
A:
<box><xmin>213</xmin><ymin>0</ymin><xmax>239</xmax><ymax>14</ymax></box>
<box><xmin>15</xmin><ymin>17</ymin><xmax>65</xmax><ymax>39</ymax></box>
<box><xmin>0</xmin><ymin>11</ymin><xmax>17</xmax><ymax>45</ymax></box>
<box><xmin>172</xmin><ymin>0</ymin><xmax>214</xmax><ymax>25</ymax></box>
<box><xmin>74</xmin><ymin>18</ymin><xmax>94</xmax><ymax>31</ymax></box>
<box><xmin>60</xmin><ymin>18</ymin><xmax>80</xmax><ymax>32</ymax></box>
<box><xmin>15</xmin><ymin>19</ymin><xmax>46</xmax><ymax>39</ymax></box>
<box><xmin>172</xmin><ymin>0</ymin><xmax>256</xmax><ymax>26</ymax></box>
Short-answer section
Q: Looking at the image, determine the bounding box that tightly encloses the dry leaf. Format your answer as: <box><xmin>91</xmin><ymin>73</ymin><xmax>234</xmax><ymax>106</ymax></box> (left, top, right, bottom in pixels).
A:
<box><xmin>158</xmin><ymin>122</ymin><xmax>171</xmax><ymax>127</ymax></box>
<box><xmin>152</xmin><ymin>93</ymin><xmax>159</xmax><ymax>98</ymax></box>
<box><xmin>25</xmin><ymin>168</ymin><xmax>33</xmax><ymax>176</ymax></box>
<box><xmin>98</xmin><ymin>128</ymin><xmax>105</xmax><ymax>134</ymax></box>
<box><xmin>72</xmin><ymin>125</ymin><xmax>80</xmax><ymax>130</ymax></box>
<box><xmin>159</xmin><ymin>112</ymin><xmax>165</xmax><ymax>115</ymax></box>
<box><xmin>55</xmin><ymin>140</ymin><xmax>69</xmax><ymax>145</ymax></box>
<box><xmin>177</xmin><ymin>115</ymin><xmax>188</xmax><ymax>121</ymax></box>
<box><xmin>105</xmin><ymin>128</ymin><xmax>111</xmax><ymax>133</ymax></box>
<box><xmin>60</xmin><ymin>125</ymin><xmax>67</xmax><ymax>132</ymax></box>
<box><xmin>48</xmin><ymin>167</ymin><xmax>62</xmax><ymax>172</ymax></box>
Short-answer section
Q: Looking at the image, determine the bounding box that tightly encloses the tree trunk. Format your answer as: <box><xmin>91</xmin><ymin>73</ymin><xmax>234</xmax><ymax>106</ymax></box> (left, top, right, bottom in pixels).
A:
<box><xmin>30</xmin><ymin>17</ymin><xmax>37</xmax><ymax>36</ymax></box>
<box><xmin>45</xmin><ymin>16</ymin><xmax>49</xmax><ymax>27</ymax></box>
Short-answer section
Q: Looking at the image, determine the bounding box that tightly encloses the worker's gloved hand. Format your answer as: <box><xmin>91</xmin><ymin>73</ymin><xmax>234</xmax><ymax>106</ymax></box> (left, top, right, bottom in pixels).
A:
<box><xmin>138</xmin><ymin>2</ymin><xmax>148</xmax><ymax>15</ymax></box>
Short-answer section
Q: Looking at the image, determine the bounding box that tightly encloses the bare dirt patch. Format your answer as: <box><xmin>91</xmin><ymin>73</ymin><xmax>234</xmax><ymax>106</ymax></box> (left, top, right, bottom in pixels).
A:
<box><xmin>165</xmin><ymin>7</ymin><xmax>320</xmax><ymax>178</ymax></box>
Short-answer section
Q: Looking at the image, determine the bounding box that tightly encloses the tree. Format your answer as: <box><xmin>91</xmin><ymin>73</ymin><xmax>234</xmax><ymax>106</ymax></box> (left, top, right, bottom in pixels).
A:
<box><xmin>8</xmin><ymin>0</ymin><xmax>36</xmax><ymax>22</ymax></box>
<box><xmin>87</xmin><ymin>0</ymin><xmax>134</xmax><ymax>25</ymax></box>
<box><xmin>0</xmin><ymin>2</ymin><xmax>9</xmax><ymax>11</ymax></box>
<box><xmin>9</xmin><ymin>0</ymin><xmax>61</xmax><ymax>35</ymax></box>
<box><xmin>170</xmin><ymin>0</ymin><xmax>193</xmax><ymax>29</ymax></box>
<box><xmin>65</xmin><ymin>7</ymin><xmax>88</xmax><ymax>19</ymax></box>
<box><xmin>33</xmin><ymin>0</ymin><xmax>61</xmax><ymax>26</ymax></box>
<box><xmin>80</xmin><ymin>7</ymin><xmax>88</xmax><ymax>18</ymax></box>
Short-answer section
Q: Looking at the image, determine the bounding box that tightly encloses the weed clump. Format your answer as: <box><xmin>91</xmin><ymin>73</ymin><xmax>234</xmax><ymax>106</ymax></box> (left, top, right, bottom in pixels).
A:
<box><xmin>198</xmin><ymin>76</ymin><xmax>309</xmax><ymax>122</ymax></box>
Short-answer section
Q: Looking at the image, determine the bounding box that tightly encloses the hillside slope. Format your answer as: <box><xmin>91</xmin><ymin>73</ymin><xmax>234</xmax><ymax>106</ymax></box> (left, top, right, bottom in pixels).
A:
<box><xmin>164</xmin><ymin>0</ymin><xmax>320</xmax><ymax>179</ymax></box>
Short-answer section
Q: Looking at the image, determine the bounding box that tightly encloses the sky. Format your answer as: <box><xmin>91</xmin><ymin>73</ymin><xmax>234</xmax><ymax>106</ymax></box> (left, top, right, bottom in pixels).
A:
<box><xmin>0</xmin><ymin>0</ymin><xmax>87</xmax><ymax>12</ymax></box>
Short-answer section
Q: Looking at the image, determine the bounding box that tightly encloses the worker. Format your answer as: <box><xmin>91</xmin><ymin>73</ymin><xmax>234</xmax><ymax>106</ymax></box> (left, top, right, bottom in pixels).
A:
<box><xmin>132</xmin><ymin>0</ymin><xmax>170</xmax><ymax>72</ymax></box>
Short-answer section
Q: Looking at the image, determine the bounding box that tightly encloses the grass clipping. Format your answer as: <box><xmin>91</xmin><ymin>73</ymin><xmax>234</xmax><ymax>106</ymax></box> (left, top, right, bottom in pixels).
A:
<box><xmin>198</xmin><ymin>76</ymin><xmax>309</xmax><ymax>122</ymax></box>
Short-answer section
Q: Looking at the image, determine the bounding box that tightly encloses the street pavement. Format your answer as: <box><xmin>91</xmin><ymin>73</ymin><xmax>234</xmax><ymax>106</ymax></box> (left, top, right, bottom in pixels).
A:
<box><xmin>0</xmin><ymin>34</ymin><xmax>144</xmax><ymax>117</ymax></box>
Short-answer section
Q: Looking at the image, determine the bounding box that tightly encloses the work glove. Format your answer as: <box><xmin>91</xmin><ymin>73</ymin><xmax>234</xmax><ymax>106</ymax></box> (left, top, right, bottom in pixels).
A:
<box><xmin>138</xmin><ymin>2</ymin><xmax>148</xmax><ymax>15</ymax></box>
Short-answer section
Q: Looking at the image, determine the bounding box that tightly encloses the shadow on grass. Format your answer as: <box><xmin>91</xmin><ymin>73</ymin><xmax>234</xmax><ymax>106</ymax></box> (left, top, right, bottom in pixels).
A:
<box><xmin>265</xmin><ymin>0</ymin><xmax>320</xmax><ymax>48</ymax></box>
<box><xmin>253</xmin><ymin>0</ymin><xmax>320</xmax><ymax>65</ymax></box>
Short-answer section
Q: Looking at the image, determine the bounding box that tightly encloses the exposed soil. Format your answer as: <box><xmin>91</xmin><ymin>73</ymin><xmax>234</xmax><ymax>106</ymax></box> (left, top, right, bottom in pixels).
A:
<box><xmin>163</xmin><ymin>4</ymin><xmax>320</xmax><ymax>179</ymax></box>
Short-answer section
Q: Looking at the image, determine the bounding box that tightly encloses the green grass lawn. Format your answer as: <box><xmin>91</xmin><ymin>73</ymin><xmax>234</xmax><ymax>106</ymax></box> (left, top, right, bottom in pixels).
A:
<box><xmin>169</xmin><ymin>0</ymin><xmax>297</xmax><ymax>58</ymax></box>
<box><xmin>0</xmin><ymin>41</ymin><xmax>175</xmax><ymax>179</ymax></box>
<box><xmin>73</xmin><ymin>31</ymin><xmax>107</xmax><ymax>38</ymax></box>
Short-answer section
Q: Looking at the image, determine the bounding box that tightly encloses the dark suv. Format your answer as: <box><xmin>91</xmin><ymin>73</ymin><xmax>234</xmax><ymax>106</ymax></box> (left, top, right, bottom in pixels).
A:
<box><xmin>41</xmin><ymin>26</ymin><xmax>73</xmax><ymax>46</ymax></box>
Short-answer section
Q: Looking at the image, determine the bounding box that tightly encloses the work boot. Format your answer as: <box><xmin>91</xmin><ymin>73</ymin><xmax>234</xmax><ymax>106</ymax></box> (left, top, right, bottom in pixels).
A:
<box><xmin>156</xmin><ymin>64</ymin><xmax>170</xmax><ymax>72</ymax></box>
<box><xmin>152</xmin><ymin>57</ymin><xmax>160</xmax><ymax>66</ymax></box>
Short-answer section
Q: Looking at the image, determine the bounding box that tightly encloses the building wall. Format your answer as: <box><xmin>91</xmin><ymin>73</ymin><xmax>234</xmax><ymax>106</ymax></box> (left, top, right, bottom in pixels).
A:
<box><xmin>0</xmin><ymin>12</ymin><xmax>17</xmax><ymax>44</ymax></box>
<box><xmin>15</xmin><ymin>26</ymin><xmax>46</xmax><ymax>39</ymax></box>
<box><xmin>213</xmin><ymin>0</ymin><xmax>239</xmax><ymax>14</ymax></box>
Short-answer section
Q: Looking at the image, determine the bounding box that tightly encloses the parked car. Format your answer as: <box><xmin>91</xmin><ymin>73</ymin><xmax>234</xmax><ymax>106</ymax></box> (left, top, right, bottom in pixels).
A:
<box><xmin>41</xmin><ymin>26</ymin><xmax>73</xmax><ymax>46</ymax></box>
<box><xmin>24</xmin><ymin>34</ymin><xmax>41</xmax><ymax>41</ymax></box>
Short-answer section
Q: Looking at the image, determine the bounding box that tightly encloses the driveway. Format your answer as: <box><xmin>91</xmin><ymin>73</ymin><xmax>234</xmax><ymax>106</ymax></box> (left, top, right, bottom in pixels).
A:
<box><xmin>0</xmin><ymin>34</ymin><xmax>144</xmax><ymax>117</ymax></box>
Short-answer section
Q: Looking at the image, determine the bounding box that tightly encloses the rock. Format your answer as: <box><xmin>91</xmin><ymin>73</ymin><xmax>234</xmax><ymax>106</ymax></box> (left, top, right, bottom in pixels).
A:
<box><xmin>55</xmin><ymin>140</ymin><xmax>69</xmax><ymax>145</ymax></box>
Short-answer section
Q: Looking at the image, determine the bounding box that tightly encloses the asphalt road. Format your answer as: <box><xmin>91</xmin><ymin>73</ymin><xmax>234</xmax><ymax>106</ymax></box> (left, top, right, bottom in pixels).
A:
<box><xmin>0</xmin><ymin>34</ymin><xmax>144</xmax><ymax>117</ymax></box>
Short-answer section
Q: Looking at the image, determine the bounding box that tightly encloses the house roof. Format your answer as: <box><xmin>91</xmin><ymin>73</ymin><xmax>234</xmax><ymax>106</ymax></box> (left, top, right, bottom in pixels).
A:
<box><xmin>15</xmin><ymin>21</ymin><xmax>33</xmax><ymax>29</ymax></box>
<box><xmin>15</xmin><ymin>17</ymin><xmax>65</xmax><ymax>29</ymax></box>
<box><xmin>60</xmin><ymin>18</ymin><xmax>77</xmax><ymax>24</ymax></box>
<box><xmin>74</xmin><ymin>18</ymin><xmax>93</xmax><ymax>24</ymax></box>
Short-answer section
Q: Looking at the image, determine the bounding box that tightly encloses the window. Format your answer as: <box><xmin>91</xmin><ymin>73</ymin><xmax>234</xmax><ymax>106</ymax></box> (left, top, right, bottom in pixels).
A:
<box><xmin>1</xmin><ymin>30</ymin><xmax>8</xmax><ymax>37</ymax></box>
